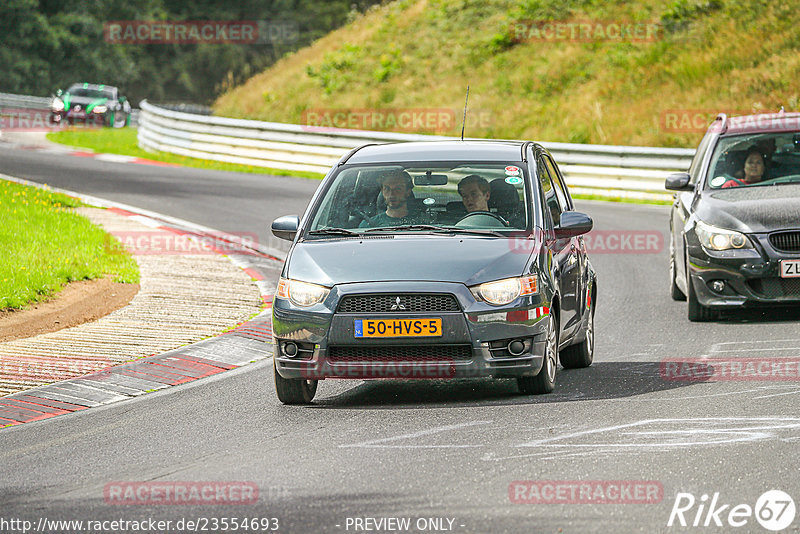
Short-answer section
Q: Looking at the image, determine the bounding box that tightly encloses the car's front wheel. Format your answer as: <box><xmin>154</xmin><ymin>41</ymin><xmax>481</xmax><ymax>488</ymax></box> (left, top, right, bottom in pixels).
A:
<box><xmin>560</xmin><ymin>301</ymin><xmax>594</xmax><ymax>369</ymax></box>
<box><xmin>686</xmin><ymin>267</ymin><xmax>717</xmax><ymax>322</ymax></box>
<box><xmin>670</xmin><ymin>238</ymin><xmax>686</xmax><ymax>301</ymax></box>
<box><xmin>518</xmin><ymin>314</ymin><xmax>558</xmax><ymax>394</ymax></box>
<box><xmin>274</xmin><ymin>358</ymin><xmax>317</xmax><ymax>404</ymax></box>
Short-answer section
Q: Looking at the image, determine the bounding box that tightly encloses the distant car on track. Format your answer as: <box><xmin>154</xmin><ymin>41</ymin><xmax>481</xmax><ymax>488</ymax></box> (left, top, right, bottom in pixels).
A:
<box><xmin>667</xmin><ymin>111</ymin><xmax>800</xmax><ymax>321</ymax></box>
<box><xmin>50</xmin><ymin>83</ymin><xmax>131</xmax><ymax>128</ymax></box>
<box><xmin>270</xmin><ymin>140</ymin><xmax>597</xmax><ymax>404</ymax></box>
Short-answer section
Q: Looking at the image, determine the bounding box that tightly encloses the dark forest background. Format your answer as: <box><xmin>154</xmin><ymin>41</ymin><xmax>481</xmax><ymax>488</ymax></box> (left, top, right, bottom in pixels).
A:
<box><xmin>0</xmin><ymin>0</ymin><xmax>383</xmax><ymax>104</ymax></box>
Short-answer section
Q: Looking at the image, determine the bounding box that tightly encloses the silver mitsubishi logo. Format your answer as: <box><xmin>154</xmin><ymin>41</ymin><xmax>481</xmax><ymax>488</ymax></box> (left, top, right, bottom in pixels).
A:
<box><xmin>390</xmin><ymin>296</ymin><xmax>406</xmax><ymax>311</ymax></box>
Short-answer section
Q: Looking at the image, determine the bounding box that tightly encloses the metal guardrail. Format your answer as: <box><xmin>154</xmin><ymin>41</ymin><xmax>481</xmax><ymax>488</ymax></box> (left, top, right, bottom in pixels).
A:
<box><xmin>135</xmin><ymin>99</ymin><xmax>692</xmax><ymax>200</ymax></box>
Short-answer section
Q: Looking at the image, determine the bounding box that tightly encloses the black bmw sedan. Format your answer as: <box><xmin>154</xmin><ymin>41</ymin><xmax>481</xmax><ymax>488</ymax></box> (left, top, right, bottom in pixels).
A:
<box><xmin>270</xmin><ymin>140</ymin><xmax>597</xmax><ymax>404</ymax></box>
<box><xmin>667</xmin><ymin>112</ymin><xmax>800</xmax><ymax>321</ymax></box>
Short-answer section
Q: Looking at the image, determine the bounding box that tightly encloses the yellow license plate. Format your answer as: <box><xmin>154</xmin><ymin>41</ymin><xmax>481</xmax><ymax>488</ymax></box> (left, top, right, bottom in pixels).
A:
<box><xmin>354</xmin><ymin>318</ymin><xmax>442</xmax><ymax>338</ymax></box>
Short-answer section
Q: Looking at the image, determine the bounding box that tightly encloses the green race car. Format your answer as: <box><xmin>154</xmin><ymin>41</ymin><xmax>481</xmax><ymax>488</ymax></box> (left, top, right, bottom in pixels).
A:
<box><xmin>50</xmin><ymin>83</ymin><xmax>131</xmax><ymax>127</ymax></box>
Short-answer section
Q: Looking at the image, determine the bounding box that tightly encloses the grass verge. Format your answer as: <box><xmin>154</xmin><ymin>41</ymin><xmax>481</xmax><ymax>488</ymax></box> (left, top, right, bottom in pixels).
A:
<box><xmin>0</xmin><ymin>179</ymin><xmax>139</xmax><ymax>309</ymax></box>
<box><xmin>46</xmin><ymin>128</ymin><xmax>325</xmax><ymax>180</ymax></box>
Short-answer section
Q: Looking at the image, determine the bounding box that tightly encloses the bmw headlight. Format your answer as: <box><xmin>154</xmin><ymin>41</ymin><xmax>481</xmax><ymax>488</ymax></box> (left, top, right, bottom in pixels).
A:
<box><xmin>694</xmin><ymin>220</ymin><xmax>752</xmax><ymax>251</ymax></box>
<box><xmin>92</xmin><ymin>105</ymin><xmax>108</xmax><ymax>114</ymax></box>
<box><xmin>276</xmin><ymin>277</ymin><xmax>330</xmax><ymax>307</ymax></box>
<box><xmin>471</xmin><ymin>275</ymin><xmax>538</xmax><ymax>306</ymax></box>
<box><xmin>51</xmin><ymin>98</ymin><xmax>64</xmax><ymax>112</ymax></box>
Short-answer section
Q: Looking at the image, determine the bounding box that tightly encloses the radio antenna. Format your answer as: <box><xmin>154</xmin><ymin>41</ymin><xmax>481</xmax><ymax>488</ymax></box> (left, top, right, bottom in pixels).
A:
<box><xmin>460</xmin><ymin>85</ymin><xmax>470</xmax><ymax>141</ymax></box>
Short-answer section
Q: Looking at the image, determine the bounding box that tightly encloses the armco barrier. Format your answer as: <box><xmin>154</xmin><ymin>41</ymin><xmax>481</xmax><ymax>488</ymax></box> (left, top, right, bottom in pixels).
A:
<box><xmin>135</xmin><ymin>100</ymin><xmax>694</xmax><ymax>200</ymax></box>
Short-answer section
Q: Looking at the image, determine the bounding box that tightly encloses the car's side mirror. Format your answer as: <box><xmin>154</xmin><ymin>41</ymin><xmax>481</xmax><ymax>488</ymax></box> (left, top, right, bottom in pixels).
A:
<box><xmin>271</xmin><ymin>215</ymin><xmax>300</xmax><ymax>241</ymax></box>
<box><xmin>554</xmin><ymin>211</ymin><xmax>593</xmax><ymax>239</ymax></box>
<box><xmin>665</xmin><ymin>172</ymin><xmax>693</xmax><ymax>191</ymax></box>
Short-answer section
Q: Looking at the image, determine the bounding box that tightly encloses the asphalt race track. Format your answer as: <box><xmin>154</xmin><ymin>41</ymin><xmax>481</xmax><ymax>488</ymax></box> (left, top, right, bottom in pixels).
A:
<box><xmin>1</xmin><ymin>143</ymin><xmax>799</xmax><ymax>533</ymax></box>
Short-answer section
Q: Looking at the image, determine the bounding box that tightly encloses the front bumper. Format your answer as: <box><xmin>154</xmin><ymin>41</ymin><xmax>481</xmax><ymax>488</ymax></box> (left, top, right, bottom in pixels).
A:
<box><xmin>273</xmin><ymin>281</ymin><xmax>550</xmax><ymax>380</ymax></box>
<box><xmin>687</xmin><ymin>233</ymin><xmax>800</xmax><ymax>309</ymax></box>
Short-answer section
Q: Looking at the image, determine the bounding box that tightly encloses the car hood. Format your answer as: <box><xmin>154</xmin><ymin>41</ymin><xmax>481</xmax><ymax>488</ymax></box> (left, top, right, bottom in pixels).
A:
<box><xmin>286</xmin><ymin>235</ymin><xmax>532</xmax><ymax>287</ymax></box>
<box><xmin>698</xmin><ymin>184</ymin><xmax>800</xmax><ymax>233</ymax></box>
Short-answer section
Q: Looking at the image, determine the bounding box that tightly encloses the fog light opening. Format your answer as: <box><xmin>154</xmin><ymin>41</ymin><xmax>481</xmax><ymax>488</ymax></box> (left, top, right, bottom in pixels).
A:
<box><xmin>710</xmin><ymin>280</ymin><xmax>726</xmax><ymax>293</ymax></box>
<box><xmin>507</xmin><ymin>339</ymin><xmax>526</xmax><ymax>356</ymax></box>
<box><xmin>282</xmin><ymin>342</ymin><xmax>299</xmax><ymax>357</ymax></box>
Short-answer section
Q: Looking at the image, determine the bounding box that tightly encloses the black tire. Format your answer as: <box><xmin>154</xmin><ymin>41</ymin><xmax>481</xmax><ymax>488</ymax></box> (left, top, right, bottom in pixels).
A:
<box><xmin>686</xmin><ymin>268</ymin><xmax>716</xmax><ymax>322</ymax></box>
<box><xmin>274</xmin><ymin>359</ymin><xmax>317</xmax><ymax>404</ymax></box>
<box><xmin>518</xmin><ymin>313</ymin><xmax>557</xmax><ymax>394</ymax></box>
<box><xmin>560</xmin><ymin>302</ymin><xmax>594</xmax><ymax>369</ymax></box>
<box><xmin>670</xmin><ymin>238</ymin><xmax>686</xmax><ymax>301</ymax></box>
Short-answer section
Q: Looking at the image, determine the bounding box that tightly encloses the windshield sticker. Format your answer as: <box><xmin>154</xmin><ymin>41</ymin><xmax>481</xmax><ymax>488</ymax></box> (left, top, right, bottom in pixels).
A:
<box><xmin>710</xmin><ymin>176</ymin><xmax>726</xmax><ymax>187</ymax></box>
<box><xmin>423</xmin><ymin>197</ymin><xmax>436</xmax><ymax>205</ymax></box>
<box><xmin>505</xmin><ymin>165</ymin><xmax>520</xmax><ymax>174</ymax></box>
<box><xmin>505</xmin><ymin>176</ymin><xmax>523</xmax><ymax>185</ymax></box>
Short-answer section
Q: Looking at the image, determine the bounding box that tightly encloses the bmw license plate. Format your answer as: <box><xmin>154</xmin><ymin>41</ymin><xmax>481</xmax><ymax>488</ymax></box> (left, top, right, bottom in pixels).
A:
<box><xmin>780</xmin><ymin>259</ymin><xmax>800</xmax><ymax>278</ymax></box>
<box><xmin>354</xmin><ymin>318</ymin><xmax>442</xmax><ymax>338</ymax></box>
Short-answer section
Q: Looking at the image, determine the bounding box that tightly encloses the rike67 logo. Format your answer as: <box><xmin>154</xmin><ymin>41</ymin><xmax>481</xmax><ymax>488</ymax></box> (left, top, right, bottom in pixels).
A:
<box><xmin>668</xmin><ymin>490</ymin><xmax>796</xmax><ymax>531</ymax></box>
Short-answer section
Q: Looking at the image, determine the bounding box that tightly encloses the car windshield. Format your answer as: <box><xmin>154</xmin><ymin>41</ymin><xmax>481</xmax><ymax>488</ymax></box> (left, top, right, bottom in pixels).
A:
<box><xmin>308</xmin><ymin>162</ymin><xmax>529</xmax><ymax>235</ymax></box>
<box><xmin>67</xmin><ymin>85</ymin><xmax>115</xmax><ymax>99</ymax></box>
<box><xmin>707</xmin><ymin>131</ymin><xmax>800</xmax><ymax>189</ymax></box>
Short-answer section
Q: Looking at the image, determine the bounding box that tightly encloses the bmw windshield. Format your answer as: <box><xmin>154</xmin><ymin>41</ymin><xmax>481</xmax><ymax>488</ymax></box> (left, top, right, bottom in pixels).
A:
<box><xmin>307</xmin><ymin>162</ymin><xmax>531</xmax><ymax>236</ymax></box>
<box><xmin>706</xmin><ymin>131</ymin><xmax>800</xmax><ymax>189</ymax></box>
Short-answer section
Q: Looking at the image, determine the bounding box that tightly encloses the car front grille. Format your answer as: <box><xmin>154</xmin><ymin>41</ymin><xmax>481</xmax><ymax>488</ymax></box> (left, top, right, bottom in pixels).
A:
<box><xmin>337</xmin><ymin>294</ymin><xmax>460</xmax><ymax>313</ymax></box>
<box><xmin>747</xmin><ymin>278</ymin><xmax>800</xmax><ymax>298</ymax></box>
<box><xmin>328</xmin><ymin>344</ymin><xmax>473</xmax><ymax>362</ymax></box>
<box><xmin>769</xmin><ymin>231</ymin><xmax>800</xmax><ymax>252</ymax></box>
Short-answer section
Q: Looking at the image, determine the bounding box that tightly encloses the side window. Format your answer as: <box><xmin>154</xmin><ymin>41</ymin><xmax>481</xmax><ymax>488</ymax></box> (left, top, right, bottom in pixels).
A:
<box><xmin>689</xmin><ymin>132</ymin><xmax>713</xmax><ymax>185</ymax></box>
<box><xmin>538</xmin><ymin>158</ymin><xmax>563</xmax><ymax>227</ymax></box>
<box><xmin>543</xmin><ymin>155</ymin><xmax>572</xmax><ymax>211</ymax></box>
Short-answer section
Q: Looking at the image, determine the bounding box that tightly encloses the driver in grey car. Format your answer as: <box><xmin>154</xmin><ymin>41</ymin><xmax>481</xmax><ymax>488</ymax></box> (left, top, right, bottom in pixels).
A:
<box><xmin>457</xmin><ymin>174</ymin><xmax>491</xmax><ymax>212</ymax></box>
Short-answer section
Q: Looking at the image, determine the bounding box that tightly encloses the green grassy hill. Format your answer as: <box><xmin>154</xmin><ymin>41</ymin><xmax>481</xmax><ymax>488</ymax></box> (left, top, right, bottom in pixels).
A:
<box><xmin>214</xmin><ymin>0</ymin><xmax>800</xmax><ymax>148</ymax></box>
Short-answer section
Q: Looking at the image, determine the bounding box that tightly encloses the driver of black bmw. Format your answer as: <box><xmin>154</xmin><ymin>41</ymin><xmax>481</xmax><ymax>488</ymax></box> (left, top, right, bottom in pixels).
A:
<box><xmin>457</xmin><ymin>174</ymin><xmax>490</xmax><ymax>212</ymax></box>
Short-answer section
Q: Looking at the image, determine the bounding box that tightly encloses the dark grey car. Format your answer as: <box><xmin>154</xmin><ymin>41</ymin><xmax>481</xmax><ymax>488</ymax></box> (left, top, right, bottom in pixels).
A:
<box><xmin>271</xmin><ymin>140</ymin><xmax>597</xmax><ymax>404</ymax></box>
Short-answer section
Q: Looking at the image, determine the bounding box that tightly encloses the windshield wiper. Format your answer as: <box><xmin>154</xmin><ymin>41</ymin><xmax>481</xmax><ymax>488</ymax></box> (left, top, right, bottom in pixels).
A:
<box><xmin>362</xmin><ymin>225</ymin><xmax>506</xmax><ymax>237</ymax></box>
<box><xmin>362</xmin><ymin>224</ymin><xmax>449</xmax><ymax>233</ymax></box>
<box><xmin>307</xmin><ymin>227</ymin><xmax>361</xmax><ymax>236</ymax></box>
<box><xmin>438</xmin><ymin>227</ymin><xmax>506</xmax><ymax>237</ymax></box>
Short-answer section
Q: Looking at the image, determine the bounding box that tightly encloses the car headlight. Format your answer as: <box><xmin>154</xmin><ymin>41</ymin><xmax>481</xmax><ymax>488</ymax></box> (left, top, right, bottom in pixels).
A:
<box><xmin>276</xmin><ymin>277</ymin><xmax>330</xmax><ymax>307</ymax></box>
<box><xmin>694</xmin><ymin>220</ymin><xmax>753</xmax><ymax>251</ymax></box>
<box><xmin>92</xmin><ymin>105</ymin><xmax>108</xmax><ymax>114</ymax></box>
<box><xmin>51</xmin><ymin>98</ymin><xmax>64</xmax><ymax>112</ymax></box>
<box><xmin>471</xmin><ymin>275</ymin><xmax>538</xmax><ymax>306</ymax></box>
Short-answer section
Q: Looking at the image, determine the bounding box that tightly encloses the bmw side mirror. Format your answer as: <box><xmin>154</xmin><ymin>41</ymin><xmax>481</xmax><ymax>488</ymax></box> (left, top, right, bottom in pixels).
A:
<box><xmin>665</xmin><ymin>172</ymin><xmax>693</xmax><ymax>191</ymax></box>
<box><xmin>554</xmin><ymin>211</ymin><xmax>593</xmax><ymax>239</ymax></box>
<box><xmin>271</xmin><ymin>215</ymin><xmax>300</xmax><ymax>241</ymax></box>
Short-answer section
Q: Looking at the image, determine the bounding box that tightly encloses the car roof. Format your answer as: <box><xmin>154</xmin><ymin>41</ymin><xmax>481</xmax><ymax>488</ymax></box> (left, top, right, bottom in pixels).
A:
<box><xmin>345</xmin><ymin>140</ymin><xmax>530</xmax><ymax>164</ymax></box>
<box><xmin>67</xmin><ymin>83</ymin><xmax>118</xmax><ymax>91</ymax></box>
<box><xmin>716</xmin><ymin>112</ymin><xmax>800</xmax><ymax>136</ymax></box>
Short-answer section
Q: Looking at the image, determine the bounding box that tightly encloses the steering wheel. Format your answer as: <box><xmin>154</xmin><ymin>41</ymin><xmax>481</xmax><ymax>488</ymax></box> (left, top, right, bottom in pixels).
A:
<box><xmin>455</xmin><ymin>211</ymin><xmax>508</xmax><ymax>227</ymax></box>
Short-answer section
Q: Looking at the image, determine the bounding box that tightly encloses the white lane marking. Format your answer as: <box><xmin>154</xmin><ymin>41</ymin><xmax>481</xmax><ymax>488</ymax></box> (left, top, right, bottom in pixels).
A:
<box><xmin>128</xmin><ymin>214</ymin><xmax>162</xmax><ymax>228</ymax></box>
<box><xmin>753</xmin><ymin>389</ymin><xmax>800</xmax><ymax>399</ymax></box>
<box><xmin>340</xmin><ymin>420</ymin><xmax>492</xmax><ymax>449</ymax></box>
<box><xmin>95</xmin><ymin>153</ymin><xmax>136</xmax><ymax>163</ymax></box>
<box><xmin>709</xmin><ymin>348</ymin><xmax>800</xmax><ymax>354</ymax></box>
<box><xmin>516</xmin><ymin>417</ymin><xmax>800</xmax><ymax>449</ymax></box>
